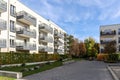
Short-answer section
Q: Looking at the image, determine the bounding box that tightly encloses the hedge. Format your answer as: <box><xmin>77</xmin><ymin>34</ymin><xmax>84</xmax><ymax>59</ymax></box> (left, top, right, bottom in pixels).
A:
<box><xmin>0</xmin><ymin>52</ymin><xmax>61</xmax><ymax>65</ymax></box>
<box><xmin>97</xmin><ymin>54</ymin><xmax>108</xmax><ymax>61</ymax></box>
<box><xmin>97</xmin><ymin>53</ymin><xmax>120</xmax><ymax>62</ymax></box>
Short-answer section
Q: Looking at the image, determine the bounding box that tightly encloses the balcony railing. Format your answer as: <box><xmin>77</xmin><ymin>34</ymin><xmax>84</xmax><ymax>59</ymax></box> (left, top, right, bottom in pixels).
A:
<box><xmin>54</xmin><ymin>32</ymin><xmax>63</xmax><ymax>38</ymax></box>
<box><xmin>47</xmin><ymin>47</ymin><xmax>53</xmax><ymax>52</ymax></box>
<box><xmin>16</xmin><ymin>28</ymin><xmax>36</xmax><ymax>38</ymax></box>
<box><xmin>16</xmin><ymin>42</ymin><xmax>36</xmax><ymax>50</ymax></box>
<box><xmin>16</xmin><ymin>42</ymin><xmax>30</xmax><ymax>50</ymax></box>
<box><xmin>100</xmin><ymin>31</ymin><xmax>116</xmax><ymax>36</ymax></box>
<box><xmin>17</xmin><ymin>11</ymin><xmax>36</xmax><ymax>26</ymax></box>
<box><xmin>0</xmin><ymin>39</ymin><xmax>6</xmax><ymax>48</ymax></box>
<box><xmin>39</xmin><ymin>35</ymin><xmax>48</xmax><ymax>42</ymax></box>
<box><xmin>29</xmin><ymin>43</ymin><xmax>36</xmax><ymax>50</ymax></box>
<box><xmin>39</xmin><ymin>23</ymin><xmax>53</xmax><ymax>33</ymax></box>
<box><xmin>0</xmin><ymin>19</ymin><xmax>6</xmax><ymax>30</ymax></box>
<box><xmin>39</xmin><ymin>45</ymin><xmax>47</xmax><ymax>52</ymax></box>
<box><xmin>100</xmin><ymin>40</ymin><xmax>116</xmax><ymax>44</ymax></box>
<box><xmin>0</xmin><ymin>0</ymin><xmax>7</xmax><ymax>13</ymax></box>
<box><xmin>54</xmin><ymin>41</ymin><xmax>62</xmax><ymax>46</ymax></box>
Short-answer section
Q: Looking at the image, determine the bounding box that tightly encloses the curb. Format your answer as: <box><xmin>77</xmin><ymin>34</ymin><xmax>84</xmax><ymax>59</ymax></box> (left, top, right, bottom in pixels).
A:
<box><xmin>107</xmin><ymin>66</ymin><xmax>119</xmax><ymax>80</ymax></box>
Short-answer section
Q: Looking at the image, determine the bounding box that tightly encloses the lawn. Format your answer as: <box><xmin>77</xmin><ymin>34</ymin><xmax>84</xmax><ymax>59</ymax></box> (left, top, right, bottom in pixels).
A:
<box><xmin>0</xmin><ymin>76</ymin><xmax>15</xmax><ymax>80</ymax></box>
<box><xmin>1</xmin><ymin>61</ymin><xmax>62</xmax><ymax>77</ymax></box>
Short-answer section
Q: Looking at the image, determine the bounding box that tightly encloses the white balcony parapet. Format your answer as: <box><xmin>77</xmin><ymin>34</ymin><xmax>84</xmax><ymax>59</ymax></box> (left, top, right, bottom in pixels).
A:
<box><xmin>17</xmin><ymin>11</ymin><xmax>36</xmax><ymax>26</ymax></box>
<box><xmin>0</xmin><ymin>19</ymin><xmax>6</xmax><ymax>30</ymax></box>
<box><xmin>39</xmin><ymin>23</ymin><xmax>53</xmax><ymax>34</ymax></box>
<box><xmin>0</xmin><ymin>39</ymin><xmax>6</xmax><ymax>48</ymax></box>
<box><xmin>16</xmin><ymin>28</ymin><xmax>36</xmax><ymax>38</ymax></box>
<box><xmin>0</xmin><ymin>0</ymin><xmax>7</xmax><ymax>13</ymax></box>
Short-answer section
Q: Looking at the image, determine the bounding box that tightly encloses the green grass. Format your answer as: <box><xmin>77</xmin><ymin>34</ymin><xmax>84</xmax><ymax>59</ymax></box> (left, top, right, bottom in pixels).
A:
<box><xmin>1</xmin><ymin>61</ymin><xmax>62</xmax><ymax>77</ymax></box>
<box><xmin>0</xmin><ymin>76</ymin><xmax>15</xmax><ymax>80</ymax></box>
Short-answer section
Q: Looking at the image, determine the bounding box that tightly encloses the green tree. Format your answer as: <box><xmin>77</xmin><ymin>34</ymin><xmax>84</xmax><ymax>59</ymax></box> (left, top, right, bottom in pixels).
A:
<box><xmin>84</xmin><ymin>37</ymin><xmax>97</xmax><ymax>58</ymax></box>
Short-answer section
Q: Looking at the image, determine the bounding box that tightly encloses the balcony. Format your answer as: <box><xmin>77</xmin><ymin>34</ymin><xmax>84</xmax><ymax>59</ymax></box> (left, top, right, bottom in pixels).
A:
<box><xmin>17</xmin><ymin>11</ymin><xmax>36</xmax><ymax>26</ymax></box>
<box><xmin>100</xmin><ymin>40</ymin><xmax>116</xmax><ymax>44</ymax></box>
<box><xmin>39</xmin><ymin>35</ymin><xmax>48</xmax><ymax>42</ymax></box>
<box><xmin>48</xmin><ymin>36</ymin><xmax>53</xmax><ymax>43</ymax></box>
<box><xmin>0</xmin><ymin>0</ymin><xmax>7</xmax><ymax>13</ymax></box>
<box><xmin>29</xmin><ymin>43</ymin><xmax>36</xmax><ymax>50</ymax></box>
<box><xmin>16</xmin><ymin>28</ymin><xmax>36</xmax><ymax>38</ymax></box>
<box><xmin>100</xmin><ymin>31</ymin><xmax>116</xmax><ymax>36</ymax></box>
<box><xmin>16</xmin><ymin>42</ymin><xmax>30</xmax><ymax>50</ymax></box>
<box><xmin>39</xmin><ymin>45</ymin><xmax>47</xmax><ymax>52</ymax></box>
<box><xmin>39</xmin><ymin>23</ymin><xmax>53</xmax><ymax>33</ymax></box>
<box><xmin>57</xmin><ymin>49</ymin><xmax>64</xmax><ymax>53</ymax></box>
<box><xmin>0</xmin><ymin>39</ymin><xmax>6</xmax><ymax>48</ymax></box>
<box><xmin>0</xmin><ymin>19</ymin><xmax>6</xmax><ymax>30</ymax></box>
<box><xmin>47</xmin><ymin>47</ymin><xmax>53</xmax><ymax>52</ymax></box>
<box><xmin>54</xmin><ymin>41</ymin><xmax>62</xmax><ymax>46</ymax></box>
<box><xmin>54</xmin><ymin>32</ymin><xmax>63</xmax><ymax>38</ymax></box>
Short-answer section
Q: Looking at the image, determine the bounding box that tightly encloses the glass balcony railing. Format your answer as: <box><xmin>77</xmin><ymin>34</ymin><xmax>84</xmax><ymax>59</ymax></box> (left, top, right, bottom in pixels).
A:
<box><xmin>39</xmin><ymin>35</ymin><xmax>48</xmax><ymax>42</ymax></box>
<box><xmin>0</xmin><ymin>0</ymin><xmax>7</xmax><ymax>13</ymax></box>
<box><xmin>100</xmin><ymin>31</ymin><xmax>116</xmax><ymax>36</ymax></box>
<box><xmin>0</xmin><ymin>19</ymin><xmax>6</xmax><ymax>30</ymax></box>
<box><xmin>47</xmin><ymin>47</ymin><xmax>53</xmax><ymax>52</ymax></box>
<box><xmin>16</xmin><ymin>42</ymin><xmax>36</xmax><ymax>50</ymax></box>
<box><xmin>17</xmin><ymin>11</ymin><xmax>36</xmax><ymax>26</ymax></box>
<box><xmin>100</xmin><ymin>40</ymin><xmax>116</xmax><ymax>44</ymax></box>
<box><xmin>39</xmin><ymin>23</ymin><xmax>53</xmax><ymax>33</ymax></box>
<box><xmin>0</xmin><ymin>39</ymin><xmax>6</xmax><ymax>48</ymax></box>
<box><xmin>16</xmin><ymin>28</ymin><xmax>36</xmax><ymax>38</ymax></box>
<box><xmin>39</xmin><ymin>45</ymin><xmax>47</xmax><ymax>52</ymax></box>
<box><xmin>16</xmin><ymin>42</ymin><xmax>30</xmax><ymax>50</ymax></box>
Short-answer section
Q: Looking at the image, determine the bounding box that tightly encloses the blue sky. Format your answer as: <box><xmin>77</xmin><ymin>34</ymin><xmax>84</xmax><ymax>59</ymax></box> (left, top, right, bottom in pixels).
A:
<box><xmin>20</xmin><ymin>0</ymin><xmax>120</xmax><ymax>42</ymax></box>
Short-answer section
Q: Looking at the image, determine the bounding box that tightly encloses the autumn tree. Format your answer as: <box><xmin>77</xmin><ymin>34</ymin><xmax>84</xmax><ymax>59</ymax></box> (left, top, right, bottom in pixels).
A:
<box><xmin>104</xmin><ymin>41</ymin><xmax>116</xmax><ymax>54</ymax></box>
<box><xmin>79</xmin><ymin>42</ymin><xmax>86</xmax><ymax>57</ymax></box>
<box><xmin>70</xmin><ymin>38</ymin><xmax>80</xmax><ymax>57</ymax></box>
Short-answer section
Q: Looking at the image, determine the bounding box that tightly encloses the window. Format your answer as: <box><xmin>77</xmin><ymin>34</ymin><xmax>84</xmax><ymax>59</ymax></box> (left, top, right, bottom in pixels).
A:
<box><xmin>10</xmin><ymin>20</ymin><xmax>15</xmax><ymax>32</ymax></box>
<box><xmin>118</xmin><ymin>37</ymin><xmax>120</xmax><ymax>43</ymax></box>
<box><xmin>10</xmin><ymin>5</ymin><xmax>16</xmax><ymax>17</ymax></box>
<box><xmin>10</xmin><ymin>39</ymin><xmax>15</xmax><ymax>47</ymax></box>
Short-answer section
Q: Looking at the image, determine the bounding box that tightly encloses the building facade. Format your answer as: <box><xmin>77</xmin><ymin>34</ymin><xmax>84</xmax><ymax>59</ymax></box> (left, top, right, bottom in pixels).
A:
<box><xmin>0</xmin><ymin>0</ymin><xmax>69</xmax><ymax>54</ymax></box>
<box><xmin>100</xmin><ymin>24</ymin><xmax>120</xmax><ymax>53</ymax></box>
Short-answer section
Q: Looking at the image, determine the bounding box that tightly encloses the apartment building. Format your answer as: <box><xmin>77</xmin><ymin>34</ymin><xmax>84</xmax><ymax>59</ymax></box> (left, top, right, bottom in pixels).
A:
<box><xmin>0</xmin><ymin>0</ymin><xmax>69</xmax><ymax>54</ymax></box>
<box><xmin>100</xmin><ymin>24</ymin><xmax>120</xmax><ymax>53</ymax></box>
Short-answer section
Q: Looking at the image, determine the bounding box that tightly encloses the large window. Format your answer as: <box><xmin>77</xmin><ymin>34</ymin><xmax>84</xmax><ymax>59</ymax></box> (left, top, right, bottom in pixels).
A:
<box><xmin>10</xmin><ymin>20</ymin><xmax>15</xmax><ymax>32</ymax></box>
<box><xmin>10</xmin><ymin>5</ymin><xmax>16</xmax><ymax>17</ymax></box>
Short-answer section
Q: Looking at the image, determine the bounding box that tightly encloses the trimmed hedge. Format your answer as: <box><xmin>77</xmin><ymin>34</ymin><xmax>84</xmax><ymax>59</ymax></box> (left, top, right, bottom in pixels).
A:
<box><xmin>97</xmin><ymin>53</ymin><xmax>120</xmax><ymax>62</ymax></box>
<box><xmin>97</xmin><ymin>54</ymin><xmax>108</xmax><ymax>61</ymax></box>
<box><xmin>0</xmin><ymin>52</ymin><xmax>60</xmax><ymax>65</ymax></box>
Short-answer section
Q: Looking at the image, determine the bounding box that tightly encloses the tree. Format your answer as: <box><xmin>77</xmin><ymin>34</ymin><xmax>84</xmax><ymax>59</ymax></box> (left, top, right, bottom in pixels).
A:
<box><xmin>70</xmin><ymin>38</ymin><xmax>80</xmax><ymax>57</ymax></box>
<box><xmin>94</xmin><ymin>43</ymin><xmax>100</xmax><ymax>53</ymax></box>
<box><xmin>79</xmin><ymin>42</ymin><xmax>86</xmax><ymax>57</ymax></box>
<box><xmin>104</xmin><ymin>41</ymin><xmax>116</xmax><ymax>54</ymax></box>
<box><xmin>84</xmin><ymin>37</ymin><xmax>97</xmax><ymax>58</ymax></box>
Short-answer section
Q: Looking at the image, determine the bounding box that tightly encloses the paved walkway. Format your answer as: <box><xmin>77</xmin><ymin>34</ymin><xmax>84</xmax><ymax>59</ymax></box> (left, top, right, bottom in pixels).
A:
<box><xmin>24</xmin><ymin>61</ymin><xmax>113</xmax><ymax>80</ymax></box>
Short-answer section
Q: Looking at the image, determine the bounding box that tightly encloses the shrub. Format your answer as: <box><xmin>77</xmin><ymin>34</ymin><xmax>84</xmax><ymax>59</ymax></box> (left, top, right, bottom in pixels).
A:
<box><xmin>107</xmin><ymin>54</ymin><xmax>119</xmax><ymax>62</ymax></box>
<box><xmin>0</xmin><ymin>52</ymin><xmax>62</xmax><ymax>65</ymax></box>
<box><xmin>97</xmin><ymin>54</ymin><xmax>108</xmax><ymax>61</ymax></box>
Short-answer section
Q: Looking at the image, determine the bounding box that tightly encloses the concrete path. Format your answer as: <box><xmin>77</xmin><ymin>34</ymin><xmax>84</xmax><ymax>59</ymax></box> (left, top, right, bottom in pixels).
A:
<box><xmin>24</xmin><ymin>61</ymin><xmax>113</xmax><ymax>80</ymax></box>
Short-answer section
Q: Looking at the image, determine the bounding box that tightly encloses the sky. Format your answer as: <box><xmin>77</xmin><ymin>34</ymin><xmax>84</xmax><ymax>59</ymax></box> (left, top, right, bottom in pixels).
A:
<box><xmin>20</xmin><ymin>0</ymin><xmax>120</xmax><ymax>42</ymax></box>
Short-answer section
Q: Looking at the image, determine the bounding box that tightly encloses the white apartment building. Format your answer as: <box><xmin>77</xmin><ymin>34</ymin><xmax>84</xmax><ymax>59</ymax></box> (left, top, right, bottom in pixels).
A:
<box><xmin>100</xmin><ymin>24</ymin><xmax>120</xmax><ymax>53</ymax></box>
<box><xmin>0</xmin><ymin>0</ymin><xmax>69</xmax><ymax>54</ymax></box>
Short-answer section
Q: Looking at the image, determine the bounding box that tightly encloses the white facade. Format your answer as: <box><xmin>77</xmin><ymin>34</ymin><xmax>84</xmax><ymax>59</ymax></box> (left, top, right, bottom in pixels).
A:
<box><xmin>0</xmin><ymin>0</ymin><xmax>68</xmax><ymax>54</ymax></box>
<box><xmin>100</xmin><ymin>24</ymin><xmax>120</xmax><ymax>53</ymax></box>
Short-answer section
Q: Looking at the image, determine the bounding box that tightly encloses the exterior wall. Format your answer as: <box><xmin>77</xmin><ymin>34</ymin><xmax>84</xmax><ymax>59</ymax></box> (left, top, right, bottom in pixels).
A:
<box><xmin>100</xmin><ymin>24</ymin><xmax>120</xmax><ymax>53</ymax></box>
<box><xmin>0</xmin><ymin>0</ymin><xmax>68</xmax><ymax>54</ymax></box>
